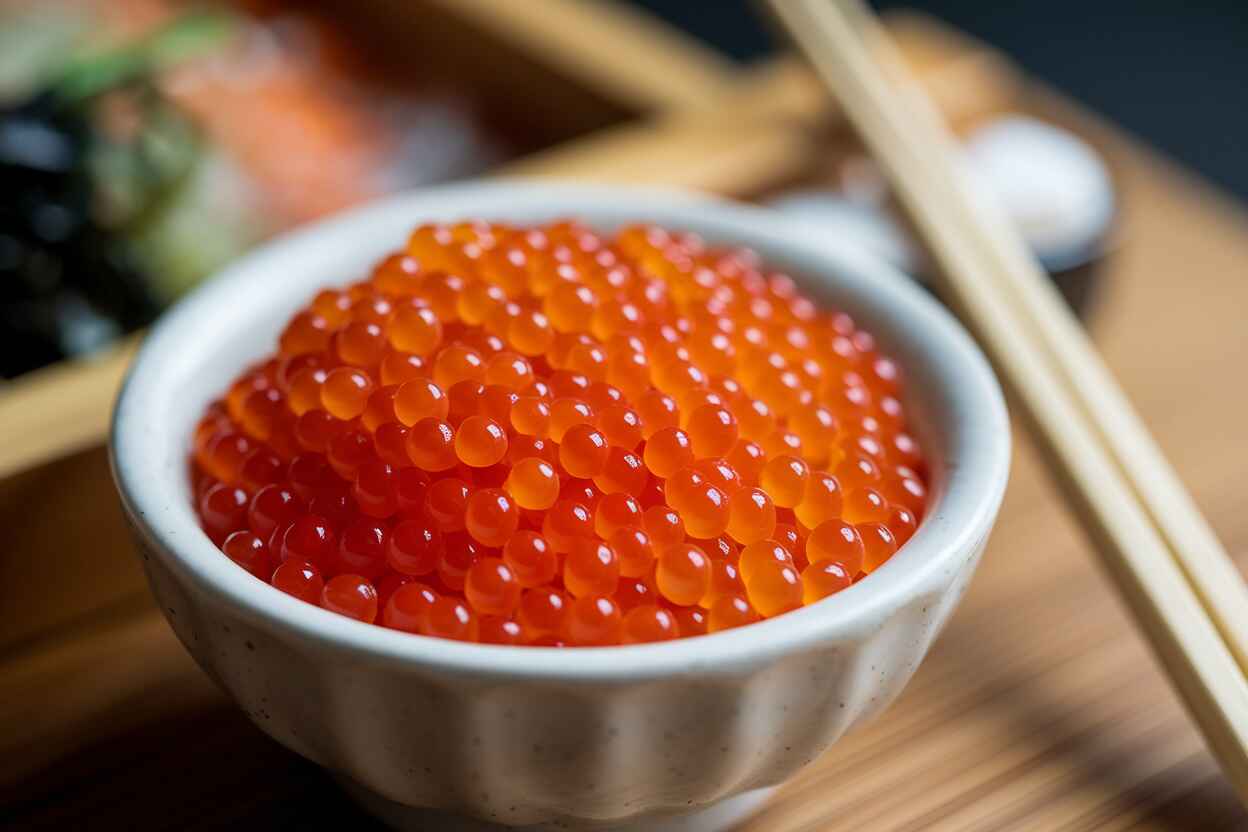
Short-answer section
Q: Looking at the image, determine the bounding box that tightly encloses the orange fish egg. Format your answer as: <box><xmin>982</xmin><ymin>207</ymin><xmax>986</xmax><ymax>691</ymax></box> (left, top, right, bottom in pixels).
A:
<box><xmin>464</xmin><ymin>557</ymin><xmax>521</xmax><ymax>616</ymax></box>
<box><xmin>563</xmin><ymin>539</ymin><xmax>620</xmax><ymax>598</ymax></box>
<box><xmin>610</xmin><ymin>526</ymin><xmax>655</xmax><ymax>579</ymax></box>
<box><xmin>707</xmin><ymin>594</ymin><xmax>760</xmax><ymax>633</ymax></box>
<box><xmin>455</xmin><ymin>415</ymin><xmax>509</xmax><ymax>468</ymax></box>
<box><xmin>321</xmin><ymin>367</ymin><xmax>373</xmax><ymax>420</ymax></box>
<box><xmin>335</xmin><ymin>321</ymin><xmax>387</xmax><ymax>367</ymax></box>
<box><xmin>559</xmin><ymin>424</ymin><xmax>609</xmax><ymax>478</ymax></box>
<box><xmin>655</xmin><ymin>543</ymin><xmax>711</xmax><ymax>607</ymax></box>
<box><xmin>562</xmin><ymin>595</ymin><xmax>622</xmax><ymax>646</ymax></box>
<box><xmin>405</xmin><ymin>417</ymin><xmax>457</xmax><ymax>472</ymax></box>
<box><xmin>794</xmin><ymin>471</ymin><xmax>843</xmax><ymax>530</ymax></box>
<box><xmin>594</xmin><ymin>492</ymin><xmax>642</xmax><ymax>539</ymax></box>
<box><xmin>596</xmin><ymin>404</ymin><xmax>644</xmax><ymax>450</ymax></box>
<box><xmin>504</xmin><ymin>531</ymin><xmax>558</xmax><ymax>587</ymax></box>
<box><xmin>807</xmin><ymin>519</ymin><xmax>865</xmax><ymax>575</ymax></box>
<box><xmin>464</xmin><ymin>488</ymin><xmax>519</xmax><ymax>548</ymax></box>
<box><xmin>643</xmin><ymin>505</ymin><xmax>686</xmax><ymax>551</ymax></box>
<box><xmin>622</xmin><ymin>605</ymin><xmax>679</xmax><ymax>644</ymax></box>
<box><xmin>518</xmin><ymin>587</ymin><xmax>567</xmax><ymax>637</ymax></box>
<box><xmin>394</xmin><ymin>379</ymin><xmax>448</xmax><ymax>425</ymax></box>
<box><xmin>504</xmin><ymin>457</ymin><xmax>560</xmax><ymax>510</ymax></box>
<box><xmin>643</xmin><ymin>427</ymin><xmax>693</xmax><ymax>479</ymax></box>
<box><xmin>379</xmin><ymin>350</ymin><xmax>427</xmax><ymax>386</ymax></box>
<box><xmin>382</xmin><ymin>582</ymin><xmax>438</xmax><ymax>633</ymax></box>
<box><xmin>726</xmin><ymin>487</ymin><xmax>777</xmax><ymax>545</ymax></box>
<box><xmin>548</xmin><ymin>397</ymin><xmax>594</xmax><ymax>442</ymax></box>
<box><xmin>802</xmin><ymin>560</ymin><xmax>852</xmax><ymax>604</ymax></box>
<box><xmin>686</xmin><ymin>403</ymin><xmax>739</xmax><ymax>459</ymax></box>
<box><xmin>593</xmin><ymin>447</ymin><xmax>648</xmax><ymax>496</ymax></box>
<box><xmin>321</xmin><ymin>574</ymin><xmax>379</xmax><ymax>623</ymax></box>
<box><xmin>744</xmin><ymin>559</ymin><xmax>802</xmax><ymax>618</ymax></box>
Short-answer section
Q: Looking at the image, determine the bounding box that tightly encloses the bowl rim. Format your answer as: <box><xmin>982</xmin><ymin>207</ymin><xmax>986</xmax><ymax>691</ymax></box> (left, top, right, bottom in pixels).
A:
<box><xmin>111</xmin><ymin>181</ymin><xmax>1009</xmax><ymax>682</ymax></box>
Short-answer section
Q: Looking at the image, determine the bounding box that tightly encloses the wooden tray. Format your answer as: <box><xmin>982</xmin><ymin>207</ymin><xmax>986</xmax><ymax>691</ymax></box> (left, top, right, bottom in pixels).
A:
<box><xmin>4</xmin><ymin>10</ymin><xmax>1246</xmax><ymax>830</ymax></box>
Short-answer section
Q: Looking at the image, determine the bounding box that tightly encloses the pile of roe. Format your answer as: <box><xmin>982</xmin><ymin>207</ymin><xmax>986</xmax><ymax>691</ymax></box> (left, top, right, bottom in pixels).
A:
<box><xmin>191</xmin><ymin>220</ymin><xmax>928</xmax><ymax>646</ymax></box>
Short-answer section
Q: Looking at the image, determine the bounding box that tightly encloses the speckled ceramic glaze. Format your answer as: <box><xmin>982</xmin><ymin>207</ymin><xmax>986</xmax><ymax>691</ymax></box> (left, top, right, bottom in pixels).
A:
<box><xmin>111</xmin><ymin>183</ymin><xmax>1009</xmax><ymax>830</ymax></box>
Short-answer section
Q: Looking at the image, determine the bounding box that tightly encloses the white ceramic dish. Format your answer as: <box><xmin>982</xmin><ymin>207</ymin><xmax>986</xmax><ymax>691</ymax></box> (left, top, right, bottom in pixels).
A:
<box><xmin>111</xmin><ymin>182</ymin><xmax>1009</xmax><ymax>830</ymax></box>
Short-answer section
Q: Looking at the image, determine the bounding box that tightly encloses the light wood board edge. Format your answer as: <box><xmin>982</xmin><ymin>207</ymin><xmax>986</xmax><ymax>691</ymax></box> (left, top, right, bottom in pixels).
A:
<box><xmin>425</xmin><ymin>0</ymin><xmax>739</xmax><ymax>112</ymax></box>
<box><xmin>0</xmin><ymin>337</ymin><xmax>137</xmax><ymax>481</ymax></box>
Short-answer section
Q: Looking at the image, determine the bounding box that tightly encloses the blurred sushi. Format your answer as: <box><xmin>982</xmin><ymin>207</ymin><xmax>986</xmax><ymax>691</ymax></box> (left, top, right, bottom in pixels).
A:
<box><xmin>770</xmin><ymin>115</ymin><xmax>1117</xmax><ymax>316</ymax></box>
<box><xmin>0</xmin><ymin>0</ymin><xmax>507</xmax><ymax>379</ymax></box>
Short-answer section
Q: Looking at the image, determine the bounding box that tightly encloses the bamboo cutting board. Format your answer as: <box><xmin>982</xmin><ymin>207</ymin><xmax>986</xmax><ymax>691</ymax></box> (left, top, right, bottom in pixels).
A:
<box><xmin>2</xmin><ymin>17</ymin><xmax>1247</xmax><ymax>832</ymax></box>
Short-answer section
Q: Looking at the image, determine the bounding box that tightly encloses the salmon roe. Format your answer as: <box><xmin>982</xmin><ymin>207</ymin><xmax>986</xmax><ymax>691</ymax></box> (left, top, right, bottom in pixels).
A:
<box><xmin>192</xmin><ymin>220</ymin><xmax>929</xmax><ymax>645</ymax></box>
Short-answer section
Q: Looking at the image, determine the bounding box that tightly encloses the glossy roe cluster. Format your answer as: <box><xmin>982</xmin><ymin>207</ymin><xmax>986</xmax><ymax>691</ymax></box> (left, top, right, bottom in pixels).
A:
<box><xmin>191</xmin><ymin>220</ymin><xmax>928</xmax><ymax>646</ymax></box>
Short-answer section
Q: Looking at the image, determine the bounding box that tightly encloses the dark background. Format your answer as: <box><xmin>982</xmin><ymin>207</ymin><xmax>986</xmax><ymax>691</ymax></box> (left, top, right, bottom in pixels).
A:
<box><xmin>628</xmin><ymin>0</ymin><xmax>1248</xmax><ymax>200</ymax></box>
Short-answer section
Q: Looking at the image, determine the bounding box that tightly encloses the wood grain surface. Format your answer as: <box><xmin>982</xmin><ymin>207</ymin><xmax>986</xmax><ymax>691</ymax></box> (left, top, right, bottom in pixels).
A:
<box><xmin>3</xmin><ymin>18</ymin><xmax>1247</xmax><ymax>832</ymax></box>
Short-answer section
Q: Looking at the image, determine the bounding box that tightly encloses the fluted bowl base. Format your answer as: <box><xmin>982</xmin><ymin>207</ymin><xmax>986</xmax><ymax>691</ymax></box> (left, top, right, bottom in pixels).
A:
<box><xmin>336</xmin><ymin>777</ymin><xmax>777</xmax><ymax>832</ymax></box>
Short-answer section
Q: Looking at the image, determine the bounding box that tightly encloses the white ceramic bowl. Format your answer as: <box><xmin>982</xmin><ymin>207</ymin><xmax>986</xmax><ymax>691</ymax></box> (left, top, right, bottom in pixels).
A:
<box><xmin>111</xmin><ymin>183</ymin><xmax>1009</xmax><ymax>830</ymax></box>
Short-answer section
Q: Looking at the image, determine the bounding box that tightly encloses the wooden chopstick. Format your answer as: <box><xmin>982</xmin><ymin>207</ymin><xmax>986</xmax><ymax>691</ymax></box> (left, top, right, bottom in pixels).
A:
<box><xmin>764</xmin><ymin>0</ymin><xmax>1248</xmax><ymax>802</ymax></box>
<box><xmin>832</xmin><ymin>0</ymin><xmax>1248</xmax><ymax>683</ymax></box>
<box><xmin>837</xmin><ymin>0</ymin><xmax>1248</xmax><ymax>686</ymax></box>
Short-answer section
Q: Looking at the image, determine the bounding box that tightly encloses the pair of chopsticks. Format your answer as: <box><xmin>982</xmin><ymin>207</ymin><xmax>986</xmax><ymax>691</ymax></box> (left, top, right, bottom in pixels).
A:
<box><xmin>766</xmin><ymin>0</ymin><xmax>1248</xmax><ymax>801</ymax></box>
